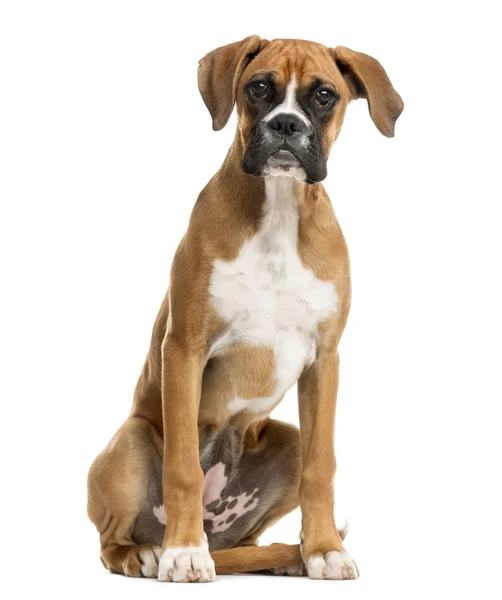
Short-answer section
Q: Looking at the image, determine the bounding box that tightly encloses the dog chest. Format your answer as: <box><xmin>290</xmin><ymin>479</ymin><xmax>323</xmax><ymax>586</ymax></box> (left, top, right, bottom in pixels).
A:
<box><xmin>207</xmin><ymin>178</ymin><xmax>338</xmax><ymax>413</ymax></box>
<box><xmin>209</xmin><ymin>233</ymin><xmax>337</xmax><ymax>353</ymax></box>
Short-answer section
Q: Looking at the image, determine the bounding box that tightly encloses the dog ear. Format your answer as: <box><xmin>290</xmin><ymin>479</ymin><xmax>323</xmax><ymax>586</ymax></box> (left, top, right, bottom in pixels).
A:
<box><xmin>332</xmin><ymin>46</ymin><xmax>404</xmax><ymax>137</ymax></box>
<box><xmin>198</xmin><ymin>35</ymin><xmax>263</xmax><ymax>131</ymax></box>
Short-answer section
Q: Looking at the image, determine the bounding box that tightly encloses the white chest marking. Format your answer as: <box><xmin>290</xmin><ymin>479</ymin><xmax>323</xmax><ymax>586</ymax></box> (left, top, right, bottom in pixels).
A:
<box><xmin>209</xmin><ymin>176</ymin><xmax>338</xmax><ymax>415</ymax></box>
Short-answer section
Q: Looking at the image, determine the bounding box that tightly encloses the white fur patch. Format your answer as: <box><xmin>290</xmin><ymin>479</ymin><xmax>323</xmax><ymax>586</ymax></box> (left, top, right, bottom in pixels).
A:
<box><xmin>264</xmin><ymin>163</ymin><xmax>307</xmax><ymax>181</ymax></box>
<box><xmin>272</xmin><ymin>563</ymin><xmax>306</xmax><ymax>576</ymax></box>
<box><xmin>262</xmin><ymin>73</ymin><xmax>311</xmax><ymax>181</ymax></box>
<box><xmin>139</xmin><ymin>546</ymin><xmax>161</xmax><ymax>577</ymax></box>
<box><xmin>158</xmin><ymin>539</ymin><xmax>215</xmax><ymax>583</ymax></box>
<box><xmin>306</xmin><ymin>550</ymin><xmax>359</xmax><ymax>580</ymax></box>
<box><xmin>209</xmin><ymin>176</ymin><xmax>338</xmax><ymax>416</ymax></box>
<box><xmin>263</xmin><ymin>74</ymin><xmax>311</xmax><ymax>127</ymax></box>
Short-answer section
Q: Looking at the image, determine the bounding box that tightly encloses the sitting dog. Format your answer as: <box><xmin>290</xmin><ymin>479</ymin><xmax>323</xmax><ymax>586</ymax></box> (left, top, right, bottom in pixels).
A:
<box><xmin>87</xmin><ymin>36</ymin><xmax>403</xmax><ymax>583</ymax></box>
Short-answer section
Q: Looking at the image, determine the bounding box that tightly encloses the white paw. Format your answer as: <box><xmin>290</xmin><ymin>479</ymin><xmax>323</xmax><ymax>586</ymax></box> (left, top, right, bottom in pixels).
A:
<box><xmin>139</xmin><ymin>546</ymin><xmax>161</xmax><ymax>577</ymax></box>
<box><xmin>271</xmin><ymin>564</ymin><xmax>307</xmax><ymax>576</ymax></box>
<box><xmin>306</xmin><ymin>550</ymin><xmax>359</xmax><ymax>580</ymax></box>
<box><xmin>158</xmin><ymin>541</ymin><xmax>215</xmax><ymax>583</ymax></box>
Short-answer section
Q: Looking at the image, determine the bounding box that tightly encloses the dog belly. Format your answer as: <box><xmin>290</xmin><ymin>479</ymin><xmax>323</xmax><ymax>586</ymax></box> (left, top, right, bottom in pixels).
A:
<box><xmin>132</xmin><ymin>426</ymin><xmax>295</xmax><ymax>551</ymax></box>
<box><xmin>133</xmin><ymin>464</ymin><xmax>257</xmax><ymax>550</ymax></box>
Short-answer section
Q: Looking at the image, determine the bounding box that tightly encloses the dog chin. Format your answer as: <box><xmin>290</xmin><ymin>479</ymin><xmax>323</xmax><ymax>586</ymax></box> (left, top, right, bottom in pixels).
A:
<box><xmin>262</xmin><ymin>150</ymin><xmax>307</xmax><ymax>182</ymax></box>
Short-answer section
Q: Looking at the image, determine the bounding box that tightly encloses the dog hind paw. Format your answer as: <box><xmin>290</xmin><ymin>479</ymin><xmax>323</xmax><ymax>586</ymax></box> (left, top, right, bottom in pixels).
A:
<box><xmin>271</xmin><ymin>564</ymin><xmax>307</xmax><ymax>576</ymax></box>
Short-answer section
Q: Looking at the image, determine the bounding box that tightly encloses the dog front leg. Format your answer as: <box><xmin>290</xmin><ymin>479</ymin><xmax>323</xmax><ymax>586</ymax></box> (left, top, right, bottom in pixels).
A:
<box><xmin>298</xmin><ymin>349</ymin><xmax>359</xmax><ymax>580</ymax></box>
<box><xmin>157</xmin><ymin>336</ymin><xmax>215</xmax><ymax>583</ymax></box>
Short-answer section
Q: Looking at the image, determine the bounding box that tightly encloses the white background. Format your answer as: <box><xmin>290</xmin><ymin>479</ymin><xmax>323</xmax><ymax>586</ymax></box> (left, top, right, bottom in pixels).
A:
<box><xmin>1</xmin><ymin>1</ymin><xmax>501</xmax><ymax>598</ymax></box>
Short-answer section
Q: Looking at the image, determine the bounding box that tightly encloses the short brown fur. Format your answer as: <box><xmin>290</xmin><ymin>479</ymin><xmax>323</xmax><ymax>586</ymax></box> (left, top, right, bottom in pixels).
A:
<box><xmin>87</xmin><ymin>36</ymin><xmax>402</xmax><ymax>580</ymax></box>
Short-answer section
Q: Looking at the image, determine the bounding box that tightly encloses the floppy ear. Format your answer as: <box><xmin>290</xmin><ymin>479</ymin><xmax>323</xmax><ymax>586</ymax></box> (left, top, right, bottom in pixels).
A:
<box><xmin>198</xmin><ymin>35</ymin><xmax>263</xmax><ymax>131</ymax></box>
<box><xmin>332</xmin><ymin>46</ymin><xmax>404</xmax><ymax>137</ymax></box>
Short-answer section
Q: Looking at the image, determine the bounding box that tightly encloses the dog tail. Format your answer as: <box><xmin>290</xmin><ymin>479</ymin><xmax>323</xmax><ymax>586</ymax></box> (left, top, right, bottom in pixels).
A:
<box><xmin>211</xmin><ymin>523</ymin><xmax>349</xmax><ymax>574</ymax></box>
<box><xmin>211</xmin><ymin>543</ymin><xmax>302</xmax><ymax>574</ymax></box>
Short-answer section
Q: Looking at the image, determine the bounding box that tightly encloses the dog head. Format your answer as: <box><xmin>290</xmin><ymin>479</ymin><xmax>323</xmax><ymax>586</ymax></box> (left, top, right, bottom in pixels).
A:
<box><xmin>198</xmin><ymin>37</ymin><xmax>404</xmax><ymax>184</ymax></box>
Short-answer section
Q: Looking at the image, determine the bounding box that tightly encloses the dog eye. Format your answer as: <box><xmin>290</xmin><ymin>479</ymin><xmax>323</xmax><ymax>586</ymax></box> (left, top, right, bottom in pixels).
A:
<box><xmin>315</xmin><ymin>89</ymin><xmax>335</xmax><ymax>107</ymax></box>
<box><xmin>250</xmin><ymin>81</ymin><xmax>269</xmax><ymax>100</ymax></box>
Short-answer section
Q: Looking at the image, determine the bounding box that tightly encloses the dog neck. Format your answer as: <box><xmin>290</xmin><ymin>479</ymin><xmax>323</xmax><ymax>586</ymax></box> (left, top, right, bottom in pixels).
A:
<box><xmin>211</xmin><ymin>134</ymin><xmax>323</xmax><ymax>229</ymax></box>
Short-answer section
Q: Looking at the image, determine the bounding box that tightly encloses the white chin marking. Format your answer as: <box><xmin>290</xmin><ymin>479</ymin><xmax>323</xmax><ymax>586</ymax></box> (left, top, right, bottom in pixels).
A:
<box><xmin>158</xmin><ymin>540</ymin><xmax>215</xmax><ymax>583</ymax></box>
<box><xmin>306</xmin><ymin>550</ymin><xmax>359</xmax><ymax>580</ymax></box>
<box><xmin>263</xmin><ymin>163</ymin><xmax>307</xmax><ymax>181</ymax></box>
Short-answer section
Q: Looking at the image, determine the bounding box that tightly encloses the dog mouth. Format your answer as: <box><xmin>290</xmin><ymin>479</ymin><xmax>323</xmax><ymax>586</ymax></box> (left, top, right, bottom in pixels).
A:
<box><xmin>242</xmin><ymin>131</ymin><xmax>326</xmax><ymax>183</ymax></box>
<box><xmin>265</xmin><ymin>148</ymin><xmax>302</xmax><ymax>171</ymax></box>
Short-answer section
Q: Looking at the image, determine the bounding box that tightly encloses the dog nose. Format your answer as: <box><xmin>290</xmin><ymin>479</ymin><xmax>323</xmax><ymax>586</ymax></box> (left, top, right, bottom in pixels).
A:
<box><xmin>268</xmin><ymin>114</ymin><xmax>306</xmax><ymax>137</ymax></box>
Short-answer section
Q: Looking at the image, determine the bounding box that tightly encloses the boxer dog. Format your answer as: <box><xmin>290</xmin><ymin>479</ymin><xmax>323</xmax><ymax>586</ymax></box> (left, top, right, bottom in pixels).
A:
<box><xmin>87</xmin><ymin>36</ymin><xmax>403</xmax><ymax>582</ymax></box>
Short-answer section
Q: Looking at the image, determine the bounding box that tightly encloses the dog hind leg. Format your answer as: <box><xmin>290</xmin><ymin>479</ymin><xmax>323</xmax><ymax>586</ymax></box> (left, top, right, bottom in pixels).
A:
<box><xmin>87</xmin><ymin>417</ymin><xmax>164</xmax><ymax>577</ymax></box>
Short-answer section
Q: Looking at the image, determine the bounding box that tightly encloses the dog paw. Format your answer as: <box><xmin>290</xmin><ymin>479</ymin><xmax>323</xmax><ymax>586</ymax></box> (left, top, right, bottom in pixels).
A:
<box><xmin>306</xmin><ymin>550</ymin><xmax>359</xmax><ymax>580</ymax></box>
<box><xmin>120</xmin><ymin>544</ymin><xmax>161</xmax><ymax>577</ymax></box>
<box><xmin>158</xmin><ymin>542</ymin><xmax>215</xmax><ymax>583</ymax></box>
<box><xmin>138</xmin><ymin>545</ymin><xmax>162</xmax><ymax>577</ymax></box>
<box><xmin>271</xmin><ymin>564</ymin><xmax>307</xmax><ymax>576</ymax></box>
